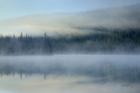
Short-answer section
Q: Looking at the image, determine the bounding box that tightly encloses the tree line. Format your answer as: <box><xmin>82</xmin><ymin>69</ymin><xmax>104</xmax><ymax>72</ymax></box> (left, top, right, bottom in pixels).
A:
<box><xmin>0</xmin><ymin>28</ymin><xmax>140</xmax><ymax>54</ymax></box>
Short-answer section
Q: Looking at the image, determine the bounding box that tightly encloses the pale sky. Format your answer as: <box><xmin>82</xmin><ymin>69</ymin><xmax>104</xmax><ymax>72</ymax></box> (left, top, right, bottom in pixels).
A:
<box><xmin>0</xmin><ymin>0</ymin><xmax>140</xmax><ymax>20</ymax></box>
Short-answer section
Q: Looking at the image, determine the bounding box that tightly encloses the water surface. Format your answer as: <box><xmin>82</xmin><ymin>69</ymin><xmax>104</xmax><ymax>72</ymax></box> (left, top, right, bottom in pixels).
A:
<box><xmin>0</xmin><ymin>54</ymin><xmax>140</xmax><ymax>93</ymax></box>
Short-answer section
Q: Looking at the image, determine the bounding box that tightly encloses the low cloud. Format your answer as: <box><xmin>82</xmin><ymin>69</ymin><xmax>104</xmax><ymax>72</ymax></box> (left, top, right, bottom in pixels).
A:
<box><xmin>0</xmin><ymin>4</ymin><xmax>140</xmax><ymax>36</ymax></box>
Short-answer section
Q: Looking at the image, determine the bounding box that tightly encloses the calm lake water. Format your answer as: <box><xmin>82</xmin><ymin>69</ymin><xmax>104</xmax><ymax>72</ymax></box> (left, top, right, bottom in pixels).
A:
<box><xmin>0</xmin><ymin>54</ymin><xmax>140</xmax><ymax>93</ymax></box>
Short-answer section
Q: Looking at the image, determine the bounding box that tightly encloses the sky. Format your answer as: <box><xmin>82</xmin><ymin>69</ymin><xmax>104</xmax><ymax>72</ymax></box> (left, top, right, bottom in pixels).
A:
<box><xmin>0</xmin><ymin>0</ymin><xmax>140</xmax><ymax>20</ymax></box>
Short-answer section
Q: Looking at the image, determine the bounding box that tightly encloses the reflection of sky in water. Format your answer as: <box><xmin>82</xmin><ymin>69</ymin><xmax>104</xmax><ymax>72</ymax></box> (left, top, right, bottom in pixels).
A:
<box><xmin>0</xmin><ymin>90</ymin><xmax>16</xmax><ymax>93</ymax></box>
<box><xmin>0</xmin><ymin>75</ymin><xmax>140</xmax><ymax>93</ymax></box>
<box><xmin>0</xmin><ymin>55</ymin><xmax>140</xmax><ymax>93</ymax></box>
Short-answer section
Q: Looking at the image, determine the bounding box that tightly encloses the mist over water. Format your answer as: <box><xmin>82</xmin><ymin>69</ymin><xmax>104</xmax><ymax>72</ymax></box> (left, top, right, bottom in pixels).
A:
<box><xmin>0</xmin><ymin>0</ymin><xmax>140</xmax><ymax>93</ymax></box>
<box><xmin>0</xmin><ymin>54</ymin><xmax>140</xmax><ymax>93</ymax></box>
<box><xmin>0</xmin><ymin>54</ymin><xmax>140</xmax><ymax>81</ymax></box>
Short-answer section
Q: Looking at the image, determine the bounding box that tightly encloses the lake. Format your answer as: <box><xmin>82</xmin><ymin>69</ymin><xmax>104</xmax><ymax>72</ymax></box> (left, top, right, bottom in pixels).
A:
<box><xmin>0</xmin><ymin>54</ymin><xmax>140</xmax><ymax>93</ymax></box>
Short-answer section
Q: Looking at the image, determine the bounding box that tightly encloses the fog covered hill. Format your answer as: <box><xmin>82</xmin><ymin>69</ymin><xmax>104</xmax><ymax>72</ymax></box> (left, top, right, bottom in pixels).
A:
<box><xmin>0</xmin><ymin>4</ymin><xmax>140</xmax><ymax>54</ymax></box>
<box><xmin>0</xmin><ymin>4</ymin><xmax>140</xmax><ymax>36</ymax></box>
<box><xmin>76</xmin><ymin>3</ymin><xmax>140</xmax><ymax>30</ymax></box>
